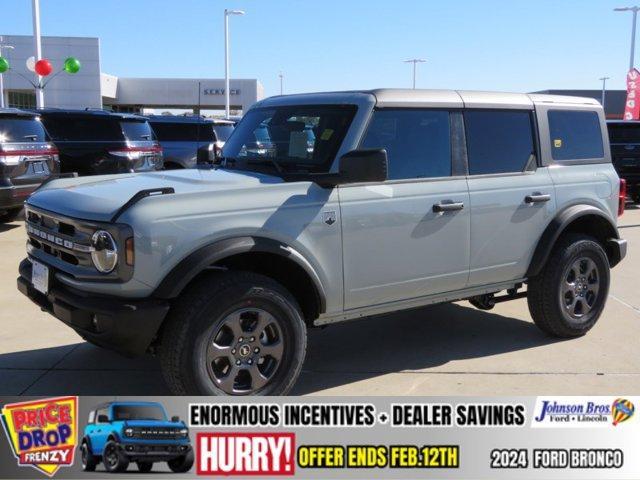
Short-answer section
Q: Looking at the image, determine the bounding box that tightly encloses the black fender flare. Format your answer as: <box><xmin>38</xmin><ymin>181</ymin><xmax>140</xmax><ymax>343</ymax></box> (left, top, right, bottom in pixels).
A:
<box><xmin>526</xmin><ymin>204</ymin><xmax>620</xmax><ymax>278</ymax></box>
<box><xmin>153</xmin><ymin>236</ymin><xmax>327</xmax><ymax>313</ymax></box>
<box><xmin>81</xmin><ymin>436</ymin><xmax>94</xmax><ymax>454</ymax></box>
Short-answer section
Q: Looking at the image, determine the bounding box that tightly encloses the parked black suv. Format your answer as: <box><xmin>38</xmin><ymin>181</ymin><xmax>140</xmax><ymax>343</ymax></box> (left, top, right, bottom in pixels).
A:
<box><xmin>146</xmin><ymin>115</ymin><xmax>234</xmax><ymax>169</ymax></box>
<box><xmin>607</xmin><ymin>120</ymin><xmax>640</xmax><ymax>203</ymax></box>
<box><xmin>0</xmin><ymin>109</ymin><xmax>59</xmax><ymax>222</ymax></box>
<box><xmin>38</xmin><ymin>109</ymin><xmax>163</xmax><ymax>176</ymax></box>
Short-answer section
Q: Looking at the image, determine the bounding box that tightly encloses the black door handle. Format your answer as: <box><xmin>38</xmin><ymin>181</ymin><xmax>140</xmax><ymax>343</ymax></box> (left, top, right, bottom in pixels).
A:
<box><xmin>525</xmin><ymin>194</ymin><xmax>551</xmax><ymax>204</ymax></box>
<box><xmin>433</xmin><ymin>201</ymin><xmax>464</xmax><ymax>213</ymax></box>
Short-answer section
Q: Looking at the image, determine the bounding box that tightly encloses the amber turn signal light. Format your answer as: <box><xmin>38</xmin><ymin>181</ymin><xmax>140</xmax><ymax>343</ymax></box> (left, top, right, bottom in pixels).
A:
<box><xmin>125</xmin><ymin>237</ymin><xmax>135</xmax><ymax>266</ymax></box>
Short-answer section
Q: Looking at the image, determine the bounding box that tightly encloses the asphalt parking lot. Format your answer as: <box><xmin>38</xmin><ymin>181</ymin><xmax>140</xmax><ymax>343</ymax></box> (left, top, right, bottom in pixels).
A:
<box><xmin>1</xmin><ymin>207</ymin><xmax>639</xmax><ymax>396</ymax></box>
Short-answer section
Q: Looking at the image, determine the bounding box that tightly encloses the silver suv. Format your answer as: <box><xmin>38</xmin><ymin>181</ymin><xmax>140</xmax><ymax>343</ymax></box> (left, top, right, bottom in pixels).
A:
<box><xmin>17</xmin><ymin>89</ymin><xmax>627</xmax><ymax>396</ymax></box>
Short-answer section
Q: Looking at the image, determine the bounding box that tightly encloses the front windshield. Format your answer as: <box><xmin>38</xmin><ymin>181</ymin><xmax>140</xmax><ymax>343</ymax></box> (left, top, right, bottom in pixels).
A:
<box><xmin>113</xmin><ymin>405</ymin><xmax>166</xmax><ymax>421</ymax></box>
<box><xmin>222</xmin><ymin>104</ymin><xmax>357</xmax><ymax>174</ymax></box>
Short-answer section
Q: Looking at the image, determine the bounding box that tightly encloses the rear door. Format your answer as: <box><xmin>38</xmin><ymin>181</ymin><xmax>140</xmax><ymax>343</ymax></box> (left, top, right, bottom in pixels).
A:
<box><xmin>90</xmin><ymin>407</ymin><xmax>111</xmax><ymax>454</ymax></box>
<box><xmin>340</xmin><ymin>108</ymin><xmax>470</xmax><ymax>309</ymax></box>
<box><xmin>465</xmin><ymin>108</ymin><xmax>556</xmax><ymax>286</ymax></box>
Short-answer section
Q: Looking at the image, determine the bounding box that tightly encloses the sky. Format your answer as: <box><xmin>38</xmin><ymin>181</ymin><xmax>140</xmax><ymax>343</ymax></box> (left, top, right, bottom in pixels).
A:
<box><xmin>2</xmin><ymin>0</ymin><xmax>638</xmax><ymax>98</ymax></box>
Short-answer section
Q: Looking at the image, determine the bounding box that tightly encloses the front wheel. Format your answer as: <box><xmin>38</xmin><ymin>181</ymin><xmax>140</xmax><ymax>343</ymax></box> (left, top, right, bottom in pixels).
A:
<box><xmin>137</xmin><ymin>461</ymin><xmax>153</xmax><ymax>473</ymax></box>
<box><xmin>528</xmin><ymin>234</ymin><xmax>610</xmax><ymax>337</ymax></box>
<box><xmin>102</xmin><ymin>441</ymin><xmax>129</xmax><ymax>473</ymax></box>
<box><xmin>160</xmin><ymin>272</ymin><xmax>307</xmax><ymax>395</ymax></box>
<box><xmin>168</xmin><ymin>450</ymin><xmax>194</xmax><ymax>473</ymax></box>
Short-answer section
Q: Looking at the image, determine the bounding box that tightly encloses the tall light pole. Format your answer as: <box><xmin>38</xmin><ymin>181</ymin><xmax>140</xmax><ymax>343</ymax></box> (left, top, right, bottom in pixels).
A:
<box><xmin>0</xmin><ymin>38</ymin><xmax>15</xmax><ymax>109</ymax></box>
<box><xmin>615</xmin><ymin>6</ymin><xmax>640</xmax><ymax>70</ymax></box>
<box><xmin>404</xmin><ymin>58</ymin><xmax>426</xmax><ymax>89</ymax></box>
<box><xmin>32</xmin><ymin>0</ymin><xmax>44</xmax><ymax>107</ymax></box>
<box><xmin>599</xmin><ymin>76</ymin><xmax>610</xmax><ymax>111</ymax></box>
<box><xmin>224</xmin><ymin>8</ymin><xmax>244</xmax><ymax>119</ymax></box>
<box><xmin>279</xmin><ymin>72</ymin><xmax>283</xmax><ymax>95</ymax></box>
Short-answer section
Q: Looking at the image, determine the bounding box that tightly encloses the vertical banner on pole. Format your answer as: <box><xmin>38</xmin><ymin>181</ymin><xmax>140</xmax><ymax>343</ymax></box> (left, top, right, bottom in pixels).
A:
<box><xmin>624</xmin><ymin>68</ymin><xmax>640</xmax><ymax>120</ymax></box>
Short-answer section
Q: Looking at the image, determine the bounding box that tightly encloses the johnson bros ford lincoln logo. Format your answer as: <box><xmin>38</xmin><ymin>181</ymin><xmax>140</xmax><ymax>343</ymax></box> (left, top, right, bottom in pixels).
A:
<box><xmin>531</xmin><ymin>396</ymin><xmax>635</xmax><ymax>428</ymax></box>
<box><xmin>1</xmin><ymin>396</ymin><xmax>77</xmax><ymax>476</ymax></box>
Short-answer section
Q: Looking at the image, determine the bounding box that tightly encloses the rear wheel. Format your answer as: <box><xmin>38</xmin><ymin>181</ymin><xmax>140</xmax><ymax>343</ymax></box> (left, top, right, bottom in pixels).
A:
<box><xmin>528</xmin><ymin>234</ymin><xmax>610</xmax><ymax>337</ymax></box>
<box><xmin>81</xmin><ymin>443</ymin><xmax>99</xmax><ymax>472</ymax></box>
<box><xmin>160</xmin><ymin>271</ymin><xmax>307</xmax><ymax>395</ymax></box>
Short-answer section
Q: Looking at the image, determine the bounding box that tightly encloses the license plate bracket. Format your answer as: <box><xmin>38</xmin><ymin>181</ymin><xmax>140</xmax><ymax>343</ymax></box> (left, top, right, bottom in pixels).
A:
<box><xmin>31</xmin><ymin>260</ymin><xmax>49</xmax><ymax>295</ymax></box>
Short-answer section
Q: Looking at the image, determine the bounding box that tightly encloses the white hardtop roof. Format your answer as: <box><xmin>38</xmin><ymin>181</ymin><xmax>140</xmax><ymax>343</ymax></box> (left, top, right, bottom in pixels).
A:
<box><xmin>259</xmin><ymin>89</ymin><xmax>600</xmax><ymax>110</ymax></box>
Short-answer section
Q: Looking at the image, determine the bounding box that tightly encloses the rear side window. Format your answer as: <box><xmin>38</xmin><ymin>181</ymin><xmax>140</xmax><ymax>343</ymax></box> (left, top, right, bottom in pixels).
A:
<box><xmin>212</xmin><ymin>124</ymin><xmax>234</xmax><ymax>142</ymax></box>
<box><xmin>548</xmin><ymin>110</ymin><xmax>604</xmax><ymax>161</ymax></box>
<box><xmin>465</xmin><ymin>110</ymin><xmax>536</xmax><ymax>175</ymax></box>
<box><xmin>151</xmin><ymin>122</ymin><xmax>202</xmax><ymax>141</ymax></box>
<box><xmin>0</xmin><ymin>117</ymin><xmax>47</xmax><ymax>142</ymax></box>
<box><xmin>121</xmin><ymin>120</ymin><xmax>153</xmax><ymax>141</ymax></box>
<box><xmin>360</xmin><ymin>109</ymin><xmax>451</xmax><ymax>180</ymax></box>
<box><xmin>199</xmin><ymin>124</ymin><xmax>217</xmax><ymax>142</ymax></box>
<box><xmin>41</xmin><ymin>116</ymin><xmax>123</xmax><ymax>141</ymax></box>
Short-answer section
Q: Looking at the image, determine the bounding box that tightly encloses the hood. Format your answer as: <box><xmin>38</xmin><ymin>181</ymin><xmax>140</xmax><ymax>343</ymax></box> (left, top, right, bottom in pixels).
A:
<box><xmin>27</xmin><ymin>168</ymin><xmax>283</xmax><ymax>222</ymax></box>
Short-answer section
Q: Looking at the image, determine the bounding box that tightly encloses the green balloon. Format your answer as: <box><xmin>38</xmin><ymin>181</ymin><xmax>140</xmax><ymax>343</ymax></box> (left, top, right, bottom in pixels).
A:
<box><xmin>63</xmin><ymin>57</ymin><xmax>80</xmax><ymax>74</ymax></box>
<box><xmin>0</xmin><ymin>57</ymin><xmax>8</xmax><ymax>74</ymax></box>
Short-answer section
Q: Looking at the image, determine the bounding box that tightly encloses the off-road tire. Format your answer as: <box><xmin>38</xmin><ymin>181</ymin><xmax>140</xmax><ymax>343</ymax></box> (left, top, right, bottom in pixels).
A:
<box><xmin>102</xmin><ymin>440</ymin><xmax>129</xmax><ymax>473</ymax></box>
<box><xmin>81</xmin><ymin>442</ymin><xmax>99</xmax><ymax>471</ymax></box>
<box><xmin>0</xmin><ymin>207</ymin><xmax>22</xmax><ymax>223</ymax></box>
<box><xmin>528</xmin><ymin>234</ymin><xmax>610</xmax><ymax>337</ymax></box>
<box><xmin>137</xmin><ymin>461</ymin><xmax>153</xmax><ymax>473</ymax></box>
<box><xmin>167</xmin><ymin>450</ymin><xmax>195</xmax><ymax>473</ymax></box>
<box><xmin>159</xmin><ymin>271</ymin><xmax>307</xmax><ymax>395</ymax></box>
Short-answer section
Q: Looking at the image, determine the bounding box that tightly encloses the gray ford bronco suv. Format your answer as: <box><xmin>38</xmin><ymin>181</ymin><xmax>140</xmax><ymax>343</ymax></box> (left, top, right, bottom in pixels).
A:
<box><xmin>17</xmin><ymin>89</ymin><xmax>627</xmax><ymax>396</ymax></box>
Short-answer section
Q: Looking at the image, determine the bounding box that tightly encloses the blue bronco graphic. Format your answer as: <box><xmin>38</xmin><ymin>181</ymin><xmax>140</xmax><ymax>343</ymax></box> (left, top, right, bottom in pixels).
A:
<box><xmin>80</xmin><ymin>401</ymin><xmax>193</xmax><ymax>473</ymax></box>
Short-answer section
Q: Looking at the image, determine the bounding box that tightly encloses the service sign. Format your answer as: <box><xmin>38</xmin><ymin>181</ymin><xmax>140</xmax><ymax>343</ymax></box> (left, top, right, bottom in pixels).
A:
<box><xmin>0</xmin><ymin>397</ymin><xmax>77</xmax><ymax>477</ymax></box>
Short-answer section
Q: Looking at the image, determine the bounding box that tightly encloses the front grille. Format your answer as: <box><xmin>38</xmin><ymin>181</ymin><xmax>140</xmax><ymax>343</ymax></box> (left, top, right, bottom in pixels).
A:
<box><xmin>25</xmin><ymin>209</ymin><xmax>94</xmax><ymax>268</ymax></box>
<box><xmin>24</xmin><ymin>205</ymin><xmax>134</xmax><ymax>282</ymax></box>
<box><xmin>130</xmin><ymin>427</ymin><xmax>183</xmax><ymax>440</ymax></box>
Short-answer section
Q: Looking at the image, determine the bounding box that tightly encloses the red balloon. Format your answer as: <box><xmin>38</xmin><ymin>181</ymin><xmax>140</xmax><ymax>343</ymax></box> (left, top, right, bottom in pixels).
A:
<box><xmin>34</xmin><ymin>59</ymin><xmax>53</xmax><ymax>76</ymax></box>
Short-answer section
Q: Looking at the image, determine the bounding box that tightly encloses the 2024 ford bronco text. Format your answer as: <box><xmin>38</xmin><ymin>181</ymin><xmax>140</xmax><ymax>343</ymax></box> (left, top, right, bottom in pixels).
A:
<box><xmin>81</xmin><ymin>401</ymin><xmax>192</xmax><ymax>473</ymax></box>
<box><xmin>18</xmin><ymin>89</ymin><xmax>627</xmax><ymax>395</ymax></box>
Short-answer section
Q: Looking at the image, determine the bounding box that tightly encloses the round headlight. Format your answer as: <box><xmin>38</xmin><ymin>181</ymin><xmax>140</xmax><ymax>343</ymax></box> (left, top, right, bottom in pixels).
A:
<box><xmin>124</xmin><ymin>427</ymin><xmax>134</xmax><ymax>437</ymax></box>
<box><xmin>179</xmin><ymin>428</ymin><xmax>188</xmax><ymax>437</ymax></box>
<box><xmin>91</xmin><ymin>230</ymin><xmax>118</xmax><ymax>273</ymax></box>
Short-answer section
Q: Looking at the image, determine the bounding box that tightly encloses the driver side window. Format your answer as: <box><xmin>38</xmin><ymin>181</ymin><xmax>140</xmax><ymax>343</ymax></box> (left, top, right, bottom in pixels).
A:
<box><xmin>360</xmin><ymin>109</ymin><xmax>452</xmax><ymax>180</ymax></box>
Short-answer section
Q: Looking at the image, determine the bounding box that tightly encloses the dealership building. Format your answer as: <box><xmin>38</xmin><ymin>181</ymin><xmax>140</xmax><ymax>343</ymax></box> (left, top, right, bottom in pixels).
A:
<box><xmin>0</xmin><ymin>35</ymin><xmax>264</xmax><ymax>114</ymax></box>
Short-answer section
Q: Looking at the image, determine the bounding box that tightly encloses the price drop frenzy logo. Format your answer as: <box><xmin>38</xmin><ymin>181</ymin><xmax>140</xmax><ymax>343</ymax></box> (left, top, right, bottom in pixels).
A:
<box><xmin>1</xmin><ymin>396</ymin><xmax>77</xmax><ymax>477</ymax></box>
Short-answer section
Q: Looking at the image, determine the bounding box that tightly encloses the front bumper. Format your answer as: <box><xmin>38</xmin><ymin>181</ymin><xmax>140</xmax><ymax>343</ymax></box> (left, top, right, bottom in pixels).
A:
<box><xmin>119</xmin><ymin>443</ymin><xmax>191</xmax><ymax>461</ymax></box>
<box><xmin>0</xmin><ymin>185</ymin><xmax>37</xmax><ymax>210</ymax></box>
<box><xmin>17</xmin><ymin>258</ymin><xmax>169</xmax><ymax>356</ymax></box>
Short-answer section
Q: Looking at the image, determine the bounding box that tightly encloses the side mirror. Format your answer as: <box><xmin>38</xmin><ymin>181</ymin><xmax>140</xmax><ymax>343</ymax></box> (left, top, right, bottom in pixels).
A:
<box><xmin>338</xmin><ymin>148</ymin><xmax>388</xmax><ymax>184</ymax></box>
<box><xmin>171</xmin><ymin>416</ymin><xmax>180</xmax><ymax>422</ymax></box>
<box><xmin>97</xmin><ymin>414</ymin><xmax>109</xmax><ymax>423</ymax></box>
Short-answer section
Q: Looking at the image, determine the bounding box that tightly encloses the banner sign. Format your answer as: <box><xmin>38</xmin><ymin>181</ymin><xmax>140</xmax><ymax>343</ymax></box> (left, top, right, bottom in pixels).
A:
<box><xmin>0</xmin><ymin>396</ymin><xmax>637</xmax><ymax>479</ymax></box>
<box><xmin>623</xmin><ymin>68</ymin><xmax>640</xmax><ymax>120</ymax></box>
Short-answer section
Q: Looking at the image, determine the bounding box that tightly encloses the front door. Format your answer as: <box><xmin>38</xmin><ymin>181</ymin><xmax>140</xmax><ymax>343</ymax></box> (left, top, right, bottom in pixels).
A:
<box><xmin>340</xmin><ymin>108</ymin><xmax>470</xmax><ymax>310</ymax></box>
